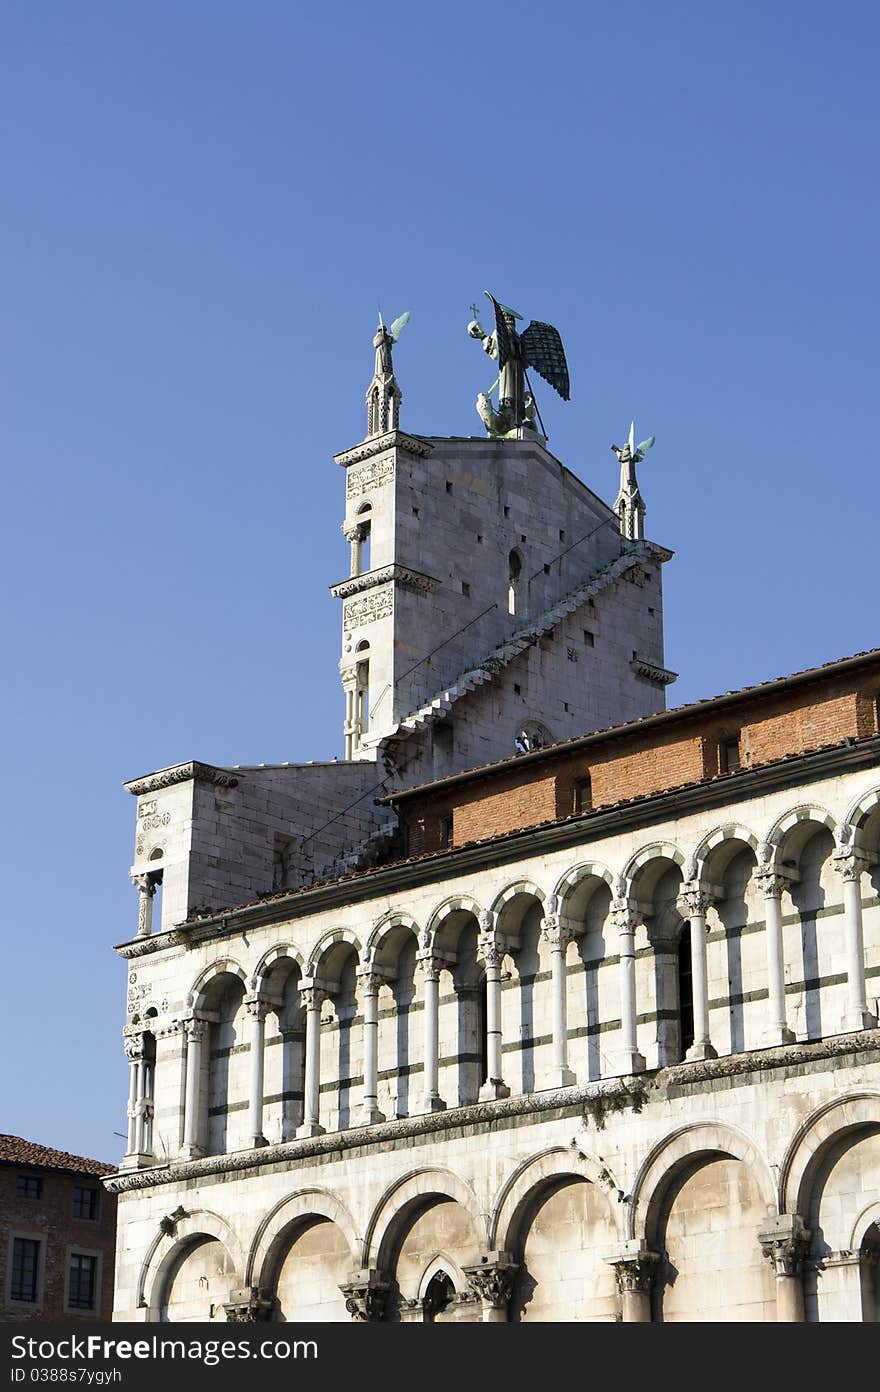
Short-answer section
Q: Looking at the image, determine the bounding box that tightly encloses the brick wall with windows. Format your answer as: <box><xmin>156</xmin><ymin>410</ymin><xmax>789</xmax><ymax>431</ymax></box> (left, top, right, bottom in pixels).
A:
<box><xmin>390</xmin><ymin>655</ymin><xmax>880</xmax><ymax>855</ymax></box>
<box><xmin>0</xmin><ymin>1138</ymin><xmax>116</xmax><ymax>1322</ymax></box>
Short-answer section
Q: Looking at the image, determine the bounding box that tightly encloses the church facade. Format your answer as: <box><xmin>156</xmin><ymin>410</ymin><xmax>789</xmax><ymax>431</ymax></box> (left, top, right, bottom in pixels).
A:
<box><xmin>105</xmin><ymin>323</ymin><xmax>880</xmax><ymax>1322</ymax></box>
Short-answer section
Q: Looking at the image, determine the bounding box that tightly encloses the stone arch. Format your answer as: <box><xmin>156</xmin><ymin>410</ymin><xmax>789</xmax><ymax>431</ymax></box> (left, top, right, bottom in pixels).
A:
<box><xmin>623</xmin><ymin>841</ymin><xmax>686</xmax><ymax>898</ymax></box>
<box><xmin>424</xmin><ymin>895</ymin><xmax>484</xmax><ymax>947</ymax></box>
<box><xmin>417</xmin><ymin>1252</ymin><xmax>469</xmax><ymax>1300</ymax></box>
<box><xmin>362</xmin><ymin>1167</ymin><xmax>487</xmax><ymax>1269</ymax></box>
<box><xmin>187</xmin><ymin>959</ymin><xmax>248</xmax><ymax>1011</ymax></box>
<box><xmin>844</xmin><ymin>786</ymin><xmax>880</xmax><ymax>833</ymax></box>
<box><xmin>627</xmin><ymin>1121</ymin><xmax>776</xmax><ymax>1242</ymax></box>
<box><xmin>489</xmin><ymin>1145</ymin><xmax>622</xmax><ymax>1251</ymax></box>
<box><xmin>553</xmin><ymin>861</ymin><xmax>615</xmax><ymax>908</ymax></box>
<box><xmin>246</xmin><ymin>1189</ymin><xmax>360</xmax><ymax>1288</ymax></box>
<box><xmin>489</xmin><ymin>880</ymin><xmax>547</xmax><ymax>918</ymax></box>
<box><xmin>250</xmin><ymin>944</ymin><xmax>305</xmax><ymax>993</ymax></box>
<box><xmin>778</xmin><ymin>1092</ymin><xmax>880</xmax><ymax>1218</ymax></box>
<box><xmin>306</xmin><ymin>928</ymin><xmax>363</xmax><ymax>980</ymax></box>
<box><xmin>766</xmin><ymin>804</ymin><xmax>837</xmax><ymax>862</ymax></box>
<box><xmin>849</xmin><ymin>1200</ymin><xmax>880</xmax><ymax>1253</ymax></box>
<box><xmin>693</xmin><ymin>822</ymin><xmax>760</xmax><ymax>879</ymax></box>
<box><xmin>139</xmin><ymin>1210</ymin><xmax>245</xmax><ymax>1319</ymax></box>
<box><xmin>365</xmin><ymin>911</ymin><xmax>421</xmax><ymax>962</ymax></box>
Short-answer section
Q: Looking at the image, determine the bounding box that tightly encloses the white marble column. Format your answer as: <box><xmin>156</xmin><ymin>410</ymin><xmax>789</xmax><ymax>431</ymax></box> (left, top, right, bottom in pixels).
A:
<box><xmin>833</xmin><ymin>850</ymin><xmax>877</xmax><ymax>1031</ymax></box>
<box><xmin>610</xmin><ymin>900</ymin><xmax>646</xmax><ymax>1074</ymax></box>
<box><xmin>297</xmin><ymin>983</ymin><xmax>325</xmax><ymax>1137</ymax></box>
<box><xmin>540</xmin><ymin>909</ymin><xmax>576</xmax><ymax>1087</ymax></box>
<box><xmin>244</xmin><ymin>996</ymin><xmax>269</xmax><ymax>1147</ymax></box>
<box><xmin>124</xmin><ymin>1041</ymin><xmax>141</xmax><ymax>1155</ymax></box>
<box><xmin>416</xmin><ymin>952</ymin><xmax>445</xmax><ymax>1112</ymax></box>
<box><xmin>758</xmin><ymin>1214</ymin><xmax>810</xmax><ymax>1322</ymax></box>
<box><xmin>133</xmin><ymin>875</ymin><xmax>157</xmax><ymax>938</ymax></box>
<box><xmin>357</xmin><ymin>968</ymin><xmax>385</xmax><ymax>1125</ymax></box>
<box><xmin>478</xmin><ymin>929</ymin><xmax>509</xmax><ymax>1101</ymax></box>
<box><xmin>182</xmin><ymin>1018</ymin><xmax>206</xmax><ymax>1158</ymax></box>
<box><xmin>754</xmin><ymin>871</ymin><xmax>795</xmax><ymax>1045</ymax></box>
<box><xmin>676</xmin><ymin>885</ymin><xmax>717</xmax><ymax>1061</ymax></box>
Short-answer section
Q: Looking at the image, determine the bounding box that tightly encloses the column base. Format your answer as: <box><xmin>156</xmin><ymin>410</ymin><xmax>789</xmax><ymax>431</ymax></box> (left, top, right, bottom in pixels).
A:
<box><xmin>685</xmin><ymin>1041</ymin><xmax>717</xmax><ymax>1061</ymax></box>
<box><xmin>296</xmin><ymin>1121</ymin><xmax>325</xmax><ymax>1139</ymax></box>
<box><xmin>543</xmin><ymin>1066</ymin><xmax>577</xmax><ymax>1090</ymax></box>
<box><xmin>251</xmin><ymin>1135</ymin><xmax>269</xmax><ymax>1148</ymax></box>
<box><xmin>181</xmin><ymin>1144</ymin><xmax>206</xmax><ymax>1161</ymax></box>
<box><xmin>610</xmin><ymin>1048</ymin><xmax>646</xmax><ymax>1076</ymax></box>
<box><xmin>762</xmin><ymin>1025</ymin><xmax>796</xmax><ymax>1047</ymax></box>
<box><xmin>358</xmin><ymin>1105</ymin><xmax>386</xmax><ymax>1126</ymax></box>
<box><xmin>420</xmin><ymin>1095</ymin><xmax>447</xmax><ymax>1114</ymax></box>
<box><xmin>120</xmin><ymin>1152</ymin><xmax>156</xmax><ymax>1171</ymax></box>
<box><xmin>479</xmin><ymin>1079</ymin><xmax>510</xmax><ymax>1102</ymax></box>
<box><xmin>842</xmin><ymin>1007</ymin><xmax>878</xmax><ymax>1032</ymax></box>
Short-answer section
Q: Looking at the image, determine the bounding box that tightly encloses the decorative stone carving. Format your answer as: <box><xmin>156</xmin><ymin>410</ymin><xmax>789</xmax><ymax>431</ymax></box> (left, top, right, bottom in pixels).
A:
<box><xmin>753</xmin><ymin>870</ymin><xmax>790</xmax><ymax>899</ymax></box>
<box><xmin>338</xmin><ymin>1269</ymin><xmax>390</xmax><ymax>1322</ymax></box>
<box><xmin>609</xmin><ymin>1247</ymin><xmax>659</xmax><ymax>1295</ymax></box>
<box><xmin>463</xmin><ymin>1253</ymin><xmax>518</xmax><ymax>1309</ymax></box>
<box><xmin>222</xmin><ymin>1287</ymin><xmax>274</xmax><ymax>1322</ymax></box>
<box><xmin>343</xmin><ymin>588</ymin><xmax>393</xmax><ymax>628</ymax></box>
<box><xmin>540</xmin><ymin>913</ymin><xmax>572</xmax><ymax>948</ymax></box>
<box><xmin>345</xmin><ymin>454</ymin><xmax>396</xmax><ymax>498</ymax></box>
<box><xmin>675</xmin><ymin>887</ymin><xmax>712</xmax><ymax>920</ymax></box>
<box><xmin>610</xmin><ymin>899</ymin><xmax>643</xmax><ymax>935</ymax></box>
<box><xmin>334</xmin><ymin>431</ymin><xmax>432</xmax><ymax>470</ymax></box>
<box><xmin>476</xmin><ymin>933</ymin><xmax>503</xmax><ymax>968</ymax></box>
<box><xmin>185</xmin><ymin>1018</ymin><xmax>207</xmax><ymax>1045</ymax></box>
<box><xmin>832</xmin><ymin>849</ymin><xmax>870</xmax><ymax>882</ymax></box>
<box><xmin>125</xmin><ymin>762</ymin><xmax>239</xmax><ymax>796</ymax></box>
<box><xmin>331</xmin><ymin>563</ymin><xmax>439</xmax><ymax>600</ymax></box>
<box><xmin>758</xmin><ymin>1214</ymin><xmax>811</xmax><ymax>1276</ymax></box>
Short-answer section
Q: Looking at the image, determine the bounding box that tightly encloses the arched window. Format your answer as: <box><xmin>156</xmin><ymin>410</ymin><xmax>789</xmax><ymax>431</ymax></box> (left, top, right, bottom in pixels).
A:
<box><xmin>508</xmin><ymin>548</ymin><xmax>522</xmax><ymax>615</ymax></box>
<box><xmin>423</xmin><ymin>1271</ymin><xmax>455</xmax><ymax>1322</ymax></box>
<box><xmin>515</xmin><ymin>721</ymin><xmax>552</xmax><ymax>754</ymax></box>
<box><xmin>357</xmin><ymin>504</ymin><xmax>372</xmax><ymax>574</ymax></box>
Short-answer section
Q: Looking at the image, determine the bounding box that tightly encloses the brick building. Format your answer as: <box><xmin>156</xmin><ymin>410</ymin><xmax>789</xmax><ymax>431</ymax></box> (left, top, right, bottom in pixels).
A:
<box><xmin>105</xmin><ymin>320</ymin><xmax>880</xmax><ymax>1322</ymax></box>
<box><xmin>1</xmin><ymin>1137</ymin><xmax>116</xmax><ymax>1321</ymax></box>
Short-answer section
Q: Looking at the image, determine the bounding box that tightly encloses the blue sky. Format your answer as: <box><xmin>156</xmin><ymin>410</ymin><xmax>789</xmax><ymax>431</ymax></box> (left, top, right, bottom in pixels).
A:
<box><xmin>2</xmin><ymin>1</ymin><xmax>878</xmax><ymax>1161</ymax></box>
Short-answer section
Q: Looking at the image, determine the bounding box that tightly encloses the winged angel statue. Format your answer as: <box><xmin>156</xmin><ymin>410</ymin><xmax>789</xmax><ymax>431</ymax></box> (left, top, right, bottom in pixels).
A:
<box><xmin>467</xmin><ymin>292</ymin><xmax>570</xmax><ymax>438</ymax></box>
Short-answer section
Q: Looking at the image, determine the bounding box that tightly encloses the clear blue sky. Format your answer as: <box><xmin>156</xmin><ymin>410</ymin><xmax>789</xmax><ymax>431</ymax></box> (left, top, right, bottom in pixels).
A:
<box><xmin>2</xmin><ymin>1</ymin><xmax>878</xmax><ymax>1161</ymax></box>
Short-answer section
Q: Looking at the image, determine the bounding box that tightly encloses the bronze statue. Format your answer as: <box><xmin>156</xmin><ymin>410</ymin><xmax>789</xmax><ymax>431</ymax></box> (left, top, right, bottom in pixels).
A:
<box><xmin>468</xmin><ymin>292</ymin><xmax>570</xmax><ymax>437</ymax></box>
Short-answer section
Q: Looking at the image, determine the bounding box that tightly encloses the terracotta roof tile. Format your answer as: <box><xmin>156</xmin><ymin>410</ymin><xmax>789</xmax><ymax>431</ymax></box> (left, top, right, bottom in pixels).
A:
<box><xmin>0</xmin><ymin>1134</ymin><xmax>116</xmax><ymax>1177</ymax></box>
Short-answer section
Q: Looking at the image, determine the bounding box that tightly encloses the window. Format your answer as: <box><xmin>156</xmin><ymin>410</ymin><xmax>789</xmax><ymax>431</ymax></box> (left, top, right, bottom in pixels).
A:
<box><xmin>423</xmin><ymin>1271</ymin><xmax>455</xmax><ymax>1322</ymax></box>
<box><xmin>439</xmin><ymin>815</ymin><xmax>453</xmax><ymax>849</ymax></box>
<box><xmin>508</xmin><ymin>548</ymin><xmax>522</xmax><ymax>615</ymax></box>
<box><xmin>543</xmin><ymin>563</ymin><xmax>550</xmax><ymax>575</ymax></box>
<box><xmin>719</xmin><ymin>735</ymin><xmax>741</xmax><ymax>773</ymax></box>
<box><xmin>461</xmin><ymin>581</ymin><xmax>470</xmax><ymax>596</ymax></box>
<box><xmin>445</xmin><ymin>480</ymin><xmax>453</xmax><ymax>493</ymax></box>
<box><xmin>67</xmin><ymin>1253</ymin><xmax>98</xmax><ymax>1311</ymax></box>
<box><xmin>73</xmin><ymin>1186</ymin><xmax>99</xmax><ymax>1220</ymax></box>
<box><xmin>583</xmin><ymin>630</ymin><xmax>595</xmax><ymax>646</ymax></box>
<box><xmin>16</xmin><ymin>1176</ymin><xmax>43</xmax><ymax>1200</ymax></box>
<box><xmin>559</xmin><ymin>529</ymin><xmax>566</xmax><ymax>541</ymax></box>
<box><xmin>11</xmin><ymin>1238</ymin><xmax>40</xmax><ymax>1303</ymax></box>
<box><xmin>573</xmin><ymin>775</ymin><xmax>592</xmax><ymax>814</ymax></box>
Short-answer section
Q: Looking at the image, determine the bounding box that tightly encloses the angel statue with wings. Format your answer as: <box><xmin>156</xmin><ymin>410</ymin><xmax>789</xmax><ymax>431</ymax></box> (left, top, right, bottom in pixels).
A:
<box><xmin>467</xmin><ymin>292</ymin><xmax>570</xmax><ymax>438</ymax></box>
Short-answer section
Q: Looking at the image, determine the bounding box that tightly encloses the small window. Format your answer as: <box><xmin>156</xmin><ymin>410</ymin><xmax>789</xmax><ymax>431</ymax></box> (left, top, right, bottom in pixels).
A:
<box><xmin>67</xmin><ymin>1253</ymin><xmax>98</xmax><ymax>1311</ymax></box>
<box><xmin>11</xmin><ymin>1238</ymin><xmax>40</xmax><ymax>1303</ymax></box>
<box><xmin>73</xmin><ymin>1186</ymin><xmax>99</xmax><ymax>1221</ymax></box>
<box><xmin>563</xmin><ymin>702</ymin><xmax>570</xmax><ymax>712</ymax></box>
<box><xmin>445</xmin><ymin>480</ymin><xmax>453</xmax><ymax>493</ymax></box>
<box><xmin>477</xmin><ymin>534</ymin><xmax>483</xmax><ymax>543</ymax></box>
<box><xmin>583</xmin><ymin>630</ymin><xmax>595</xmax><ymax>646</ymax></box>
<box><xmin>559</xmin><ymin>529</ymin><xmax>566</xmax><ymax>541</ymax></box>
<box><xmin>412</xmin><ymin>505</ymin><xmax>419</xmax><ymax>517</ymax></box>
<box><xmin>439</xmin><ymin>816</ymin><xmax>453</xmax><ymax>849</ymax></box>
<box><xmin>543</xmin><ymin>563</ymin><xmax>551</xmax><ymax>575</ymax></box>
<box><xmin>16</xmin><ymin>1176</ymin><xmax>43</xmax><ymax>1200</ymax></box>
<box><xmin>520</xmin><ymin>534</ymin><xmax>527</xmax><ymax>543</ymax></box>
<box><xmin>461</xmin><ymin>581</ymin><xmax>470</xmax><ymax>596</ymax></box>
<box><xmin>513</xmin><ymin>683</ymin><xmax>521</xmax><ymax>695</ymax></box>
<box><xmin>503</xmin><ymin>505</ymin><xmax>510</xmax><ymax>517</ymax></box>
<box><xmin>719</xmin><ymin>735</ymin><xmax>741</xmax><ymax>773</ymax></box>
<box><xmin>573</xmin><ymin>775</ymin><xmax>592</xmax><ymax>814</ymax></box>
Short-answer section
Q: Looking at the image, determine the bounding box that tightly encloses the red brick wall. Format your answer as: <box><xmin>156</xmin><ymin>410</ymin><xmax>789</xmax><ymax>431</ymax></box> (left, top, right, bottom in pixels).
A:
<box><xmin>401</xmin><ymin>667</ymin><xmax>880</xmax><ymax>854</ymax></box>
<box><xmin>0</xmin><ymin>1165</ymin><xmax>117</xmax><ymax>1321</ymax></box>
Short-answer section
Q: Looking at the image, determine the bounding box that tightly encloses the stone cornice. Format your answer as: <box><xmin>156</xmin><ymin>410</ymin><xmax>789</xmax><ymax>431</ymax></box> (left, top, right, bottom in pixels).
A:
<box><xmin>124</xmin><ymin>763</ymin><xmax>239</xmax><ymax>797</ymax></box>
<box><xmin>103</xmin><ymin>1028</ymin><xmax>880</xmax><ymax>1194</ymax></box>
<box><xmin>115</xmin><ymin>931</ymin><xmax>186</xmax><ymax>959</ymax></box>
<box><xmin>630</xmin><ymin>657</ymin><xmax>678</xmax><ymax>686</ymax></box>
<box><xmin>330</xmin><ymin>564</ymin><xmax>439</xmax><ymax>600</ymax></box>
<box><xmin>334</xmin><ymin>431</ymin><xmax>433</xmax><ymax>468</ymax></box>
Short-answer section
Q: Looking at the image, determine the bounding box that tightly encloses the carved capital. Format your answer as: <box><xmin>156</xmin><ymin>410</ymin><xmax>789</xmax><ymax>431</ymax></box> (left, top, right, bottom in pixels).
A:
<box><xmin>356</xmin><ymin>968</ymin><xmax>384</xmax><ymax>997</ymax></box>
<box><xmin>832</xmin><ymin>850</ymin><xmax>870</xmax><ymax>883</ymax></box>
<box><xmin>132</xmin><ymin>875</ymin><xmax>158</xmax><ymax>897</ymax></box>
<box><xmin>477</xmin><ymin>933</ymin><xmax>503</xmax><ymax>969</ymax></box>
<box><xmin>243</xmin><ymin>995</ymin><xmax>270</xmax><ymax>1022</ymax></box>
<box><xmin>608</xmin><ymin>1244</ymin><xmax>659</xmax><ymax>1295</ymax></box>
<box><xmin>540</xmin><ymin>913</ymin><xmax>572</xmax><ymax>949</ymax></box>
<box><xmin>610</xmin><ymin>898</ymin><xmax>643</xmax><ymax>935</ymax></box>
<box><xmin>752</xmin><ymin>870</ymin><xmax>790</xmax><ymax>900</ymax></box>
<box><xmin>463</xmin><ymin>1253</ymin><xmax>518</xmax><ymax>1309</ymax></box>
<box><xmin>758</xmin><ymin>1214</ymin><xmax>811</xmax><ymax>1277</ymax></box>
<box><xmin>415</xmin><ymin>951</ymin><xmax>441</xmax><ymax>984</ymax></box>
<box><xmin>222</xmin><ymin>1287</ymin><xmax>274</xmax><ymax>1323</ymax></box>
<box><xmin>299</xmin><ymin>985</ymin><xmax>324</xmax><ymax>1012</ymax></box>
<box><xmin>676</xmin><ymin>885</ymin><xmax>713</xmax><ymax>920</ymax></box>
<box><xmin>339</xmin><ymin>1269</ymin><xmax>390</xmax><ymax>1322</ymax></box>
<box><xmin>184</xmin><ymin>1018</ymin><xmax>207</xmax><ymax>1045</ymax></box>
